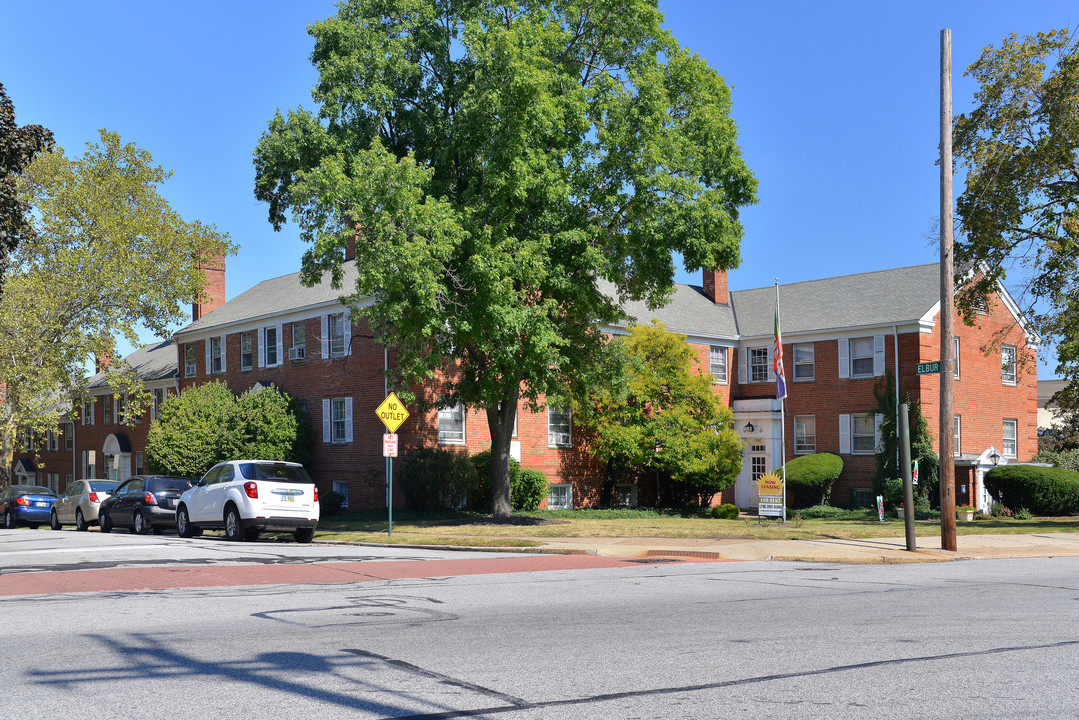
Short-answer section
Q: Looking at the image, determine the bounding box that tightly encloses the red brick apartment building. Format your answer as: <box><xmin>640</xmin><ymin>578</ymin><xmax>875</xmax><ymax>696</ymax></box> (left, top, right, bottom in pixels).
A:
<box><xmin>14</xmin><ymin>260</ymin><xmax>1037</xmax><ymax>513</ymax></box>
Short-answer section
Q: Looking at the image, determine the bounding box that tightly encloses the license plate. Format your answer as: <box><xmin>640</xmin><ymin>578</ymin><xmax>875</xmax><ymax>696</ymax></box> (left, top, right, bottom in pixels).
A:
<box><xmin>35</xmin><ymin>501</ymin><xmax>49</xmax><ymax>507</ymax></box>
<box><xmin>166</xmin><ymin>499</ymin><xmax>174</xmax><ymax>508</ymax></box>
<box><xmin>284</xmin><ymin>496</ymin><xmax>295</xmax><ymax>502</ymax></box>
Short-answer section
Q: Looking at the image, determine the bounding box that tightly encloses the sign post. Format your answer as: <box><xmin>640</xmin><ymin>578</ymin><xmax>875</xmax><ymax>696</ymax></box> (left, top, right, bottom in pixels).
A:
<box><xmin>375</xmin><ymin>392</ymin><xmax>409</xmax><ymax>536</ymax></box>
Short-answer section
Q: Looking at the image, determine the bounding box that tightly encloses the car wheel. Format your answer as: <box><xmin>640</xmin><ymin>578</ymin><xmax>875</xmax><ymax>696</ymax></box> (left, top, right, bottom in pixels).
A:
<box><xmin>75</xmin><ymin>508</ymin><xmax>88</xmax><ymax>531</ymax></box>
<box><xmin>243</xmin><ymin>527</ymin><xmax>261</xmax><ymax>542</ymax></box>
<box><xmin>133</xmin><ymin>511</ymin><xmax>147</xmax><ymax>535</ymax></box>
<box><xmin>176</xmin><ymin>507</ymin><xmax>193</xmax><ymax>538</ymax></box>
<box><xmin>4</xmin><ymin>509</ymin><xmax>15</xmax><ymax>529</ymax></box>
<box><xmin>294</xmin><ymin>527</ymin><xmax>315</xmax><ymax>544</ymax></box>
<box><xmin>223</xmin><ymin>506</ymin><xmax>243</xmax><ymax>541</ymax></box>
<box><xmin>51</xmin><ymin>511</ymin><xmax>62</xmax><ymax>531</ymax></box>
<box><xmin>99</xmin><ymin>510</ymin><xmax>112</xmax><ymax>533</ymax></box>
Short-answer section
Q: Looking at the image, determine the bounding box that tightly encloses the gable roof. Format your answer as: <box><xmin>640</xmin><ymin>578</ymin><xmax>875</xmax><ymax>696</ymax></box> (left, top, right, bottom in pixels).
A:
<box><xmin>731</xmin><ymin>263</ymin><xmax>940</xmax><ymax>338</ymax></box>
<box><xmin>87</xmin><ymin>341</ymin><xmax>178</xmax><ymax>389</ymax></box>
<box><xmin>605</xmin><ymin>281</ymin><xmax>738</xmax><ymax>339</ymax></box>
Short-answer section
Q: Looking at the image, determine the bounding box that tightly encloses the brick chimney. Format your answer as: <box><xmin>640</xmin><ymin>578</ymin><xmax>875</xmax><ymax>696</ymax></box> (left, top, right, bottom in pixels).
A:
<box><xmin>346</xmin><ymin>233</ymin><xmax>357</xmax><ymax>261</ymax></box>
<box><xmin>95</xmin><ymin>354</ymin><xmax>112</xmax><ymax>374</ymax></box>
<box><xmin>703</xmin><ymin>268</ymin><xmax>728</xmax><ymax>305</ymax></box>
<box><xmin>193</xmin><ymin>253</ymin><xmax>226</xmax><ymax>321</ymax></box>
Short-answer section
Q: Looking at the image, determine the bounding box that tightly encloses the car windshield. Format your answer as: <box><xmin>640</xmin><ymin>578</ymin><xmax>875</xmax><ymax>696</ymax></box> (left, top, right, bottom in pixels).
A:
<box><xmin>18</xmin><ymin>486</ymin><xmax>56</xmax><ymax>496</ymax></box>
<box><xmin>89</xmin><ymin>482</ymin><xmax>119</xmax><ymax>493</ymax></box>
<box><xmin>238</xmin><ymin>463</ymin><xmax>312</xmax><ymax>484</ymax></box>
<box><xmin>150</xmin><ymin>478</ymin><xmax>193</xmax><ymax>492</ymax></box>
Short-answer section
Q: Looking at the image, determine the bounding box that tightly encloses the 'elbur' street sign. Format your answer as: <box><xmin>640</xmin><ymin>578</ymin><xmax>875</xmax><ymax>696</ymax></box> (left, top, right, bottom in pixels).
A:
<box><xmin>916</xmin><ymin>361</ymin><xmax>942</xmax><ymax>375</ymax></box>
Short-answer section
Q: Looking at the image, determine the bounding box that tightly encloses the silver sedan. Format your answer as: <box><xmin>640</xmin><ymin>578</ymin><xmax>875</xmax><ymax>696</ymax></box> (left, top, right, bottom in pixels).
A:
<box><xmin>50</xmin><ymin>480</ymin><xmax>120</xmax><ymax>531</ymax></box>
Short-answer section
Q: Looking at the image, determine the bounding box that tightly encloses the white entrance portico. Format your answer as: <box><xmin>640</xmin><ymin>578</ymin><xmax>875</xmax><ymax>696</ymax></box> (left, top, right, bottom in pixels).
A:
<box><xmin>102</xmin><ymin>433</ymin><xmax>133</xmax><ymax>484</ymax></box>
<box><xmin>733</xmin><ymin>398</ymin><xmax>785</xmax><ymax>509</ymax></box>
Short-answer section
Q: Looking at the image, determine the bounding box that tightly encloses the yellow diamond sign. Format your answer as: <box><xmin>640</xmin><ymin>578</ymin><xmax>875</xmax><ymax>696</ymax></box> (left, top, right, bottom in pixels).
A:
<box><xmin>376</xmin><ymin>392</ymin><xmax>410</xmax><ymax>433</ymax></box>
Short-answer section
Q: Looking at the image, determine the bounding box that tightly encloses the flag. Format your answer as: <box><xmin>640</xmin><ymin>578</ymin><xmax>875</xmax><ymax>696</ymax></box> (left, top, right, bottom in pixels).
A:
<box><xmin>774</xmin><ymin>300</ymin><xmax>787</xmax><ymax>400</ymax></box>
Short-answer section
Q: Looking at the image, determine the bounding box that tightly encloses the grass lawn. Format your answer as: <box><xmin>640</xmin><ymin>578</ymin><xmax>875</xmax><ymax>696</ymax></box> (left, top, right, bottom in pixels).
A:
<box><xmin>315</xmin><ymin>508</ymin><xmax>1079</xmax><ymax>545</ymax></box>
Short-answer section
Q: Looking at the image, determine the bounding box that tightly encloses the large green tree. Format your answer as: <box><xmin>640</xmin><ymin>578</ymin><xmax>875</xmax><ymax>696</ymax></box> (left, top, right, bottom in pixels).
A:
<box><xmin>0</xmin><ymin>83</ymin><xmax>54</xmax><ymax>289</ymax></box>
<box><xmin>145</xmin><ymin>381</ymin><xmax>310</xmax><ymax>478</ymax></box>
<box><xmin>2</xmin><ymin>131</ymin><xmax>233</xmax><ymax>476</ymax></box>
<box><xmin>575</xmin><ymin>322</ymin><xmax>743</xmax><ymax>506</ymax></box>
<box><xmin>253</xmin><ymin>0</ymin><xmax>757</xmax><ymax>516</ymax></box>
<box><xmin>953</xmin><ymin>28</ymin><xmax>1079</xmax><ymax>407</ymax></box>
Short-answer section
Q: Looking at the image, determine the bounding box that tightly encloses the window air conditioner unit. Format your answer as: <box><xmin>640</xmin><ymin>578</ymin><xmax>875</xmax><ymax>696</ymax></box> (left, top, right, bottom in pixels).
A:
<box><xmin>550</xmin><ymin>432</ymin><xmax>570</xmax><ymax>447</ymax></box>
<box><xmin>289</xmin><ymin>347</ymin><xmax>306</xmax><ymax>361</ymax></box>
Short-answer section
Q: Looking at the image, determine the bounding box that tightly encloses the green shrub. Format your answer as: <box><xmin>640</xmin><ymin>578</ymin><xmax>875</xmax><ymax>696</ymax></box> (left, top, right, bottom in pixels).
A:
<box><xmin>320</xmin><ymin>490</ymin><xmax>345</xmax><ymax>516</ymax></box>
<box><xmin>880</xmin><ymin>477</ymin><xmax>903</xmax><ymax>509</ymax></box>
<box><xmin>1032</xmin><ymin>449</ymin><xmax>1079</xmax><ymax>473</ymax></box>
<box><xmin>781</xmin><ymin>453</ymin><xmax>843</xmax><ymax>508</ymax></box>
<box><xmin>400</xmin><ymin>447</ymin><xmax>478</xmax><ymax>511</ymax></box>
<box><xmin>984</xmin><ymin>464</ymin><xmax>1079</xmax><ymax>516</ymax></box>
<box><xmin>1015</xmin><ymin>507</ymin><xmax>1034</xmax><ymax>520</ymax></box>
<box><xmin>470</xmin><ymin>450</ymin><xmax>521</xmax><ymax>512</ymax></box>
<box><xmin>512</xmin><ymin>469</ymin><xmax>548</xmax><ymax>511</ymax></box>
<box><xmin>710</xmin><ymin>503</ymin><xmax>739</xmax><ymax>520</ymax></box>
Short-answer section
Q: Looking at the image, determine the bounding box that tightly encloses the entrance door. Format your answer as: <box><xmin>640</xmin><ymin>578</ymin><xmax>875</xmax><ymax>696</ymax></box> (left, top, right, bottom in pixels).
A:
<box><xmin>737</xmin><ymin>441</ymin><xmax>768</xmax><ymax>508</ymax></box>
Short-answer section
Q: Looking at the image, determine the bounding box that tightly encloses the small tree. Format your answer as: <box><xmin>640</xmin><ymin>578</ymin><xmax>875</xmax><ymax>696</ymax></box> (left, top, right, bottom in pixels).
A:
<box><xmin>577</xmin><ymin>322</ymin><xmax>743</xmax><ymax>506</ymax></box>
<box><xmin>145</xmin><ymin>381</ymin><xmax>308</xmax><ymax>478</ymax></box>
<box><xmin>874</xmin><ymin>373</ymin><xmax>939</xmax><ymax>508</ymax></box>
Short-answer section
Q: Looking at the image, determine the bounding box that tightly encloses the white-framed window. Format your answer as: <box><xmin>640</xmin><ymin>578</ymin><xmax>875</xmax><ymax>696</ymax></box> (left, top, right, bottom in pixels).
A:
<box><xmin>1003</xmin><ymin>418</ymin><xmax>1017</xmax><ymax>458</ymax></box>
<box><xmin>64</xmin><ymin>423</ymin><xmax>73</xmax><ymax>451</ymax></box>
<box><xmin>185</xmin><ymin>344</ymin><xmax>197</xmax><ymax>377</ymax></box>
<box><xmin>151</xmin><ymin>388</ymin><xmax>165</xmax><ymax>421</ymax></box>
<box><xmin>953</xmin><ymin>337</ymin><xmax>961</xmax><ymax>379</ymax></box>
<box><xmin>332</xmin><ymin>480</ymin><xmax>349</xmax><ymax>509</ymax></box>
<box><xmin>135</xmin><ymin>451</ymin><xmax>144</xmax><ymax>475</ymax></box>
<box><xmin>438</xmin><ymin>403</ymin><xmax>466</xmax><ymax>444</ymax></box>
<box><xmin>850</xmin><ymin>337</ymin><xmax>875</xmax><ymax>377</ymax></box>
<box><xmin>327</xmin><ymin>312</ymin><xmax>347</xmax><ymax>357</ymax></box>
<box><xmin>1002</xmin><ymin>345</ymin><xmax>1017</xmax><ymax>385</ymax></box>
<box><xmin>793</xmin><ymin>343</ymin><xmax>814</xmax><ymax>380</ymax></box>
<box><xmin>614</xmin><ymin>483</ymin><xmax>638</xmax><ymax>507</ymax></box>
<box><xmin>794</xmin><ymin>416</ymin><xmax>816</xmax><ymax>454</ymax></box>
<box><xmin>82</xmin><ymin>398</ymin><xmax>94</xmax><ymax>426</ymax></box>
<box><xmin>103</xmin><ymin>395</ymin><xmax>112</xmax><ymax>425</ymax></box>
<box><xmin>265</xmin><ymin>326</ymin><xmax>279</xmax><ymax>366</ymax></box>
<box><xmin>840</xmin><ymin>413</ymin><xmax>882</xmax><ymax>455</ymax></box>
<box><xmin>291</xmin><ymin>321</ymin><xmax>306</xmax><ymax>361</ymax></box>
<box><xmin>321</xmin><ymin>397</ymin><xmax>353</xmax><ymax>444</ymax></box>
<box><xmin>210</xmin><ymin>336</ymin><xmax>224</xmax><ymax>374</ymax></box>
<box><xmin>547</xmin><ymin>483</ymin><xmax>573</xmax><ymax>510</ymax></box>
<box><xmin>116</xmin><ymin>394</ymin><xmax>129</xmax><ymax>425</ymax></box>
<box><xmin>47</xmin><ymin>430</ymin><xmax>58</xmax><ymax>453</ymax></box>
<box><xmin>548</xmin><ymin>407</ymin><xmax>572</xmax><ymax>448</ymax></box>
<box><xmin>852</xmin><ymin>414</ymin><xmax>875</xmax><ymax>453</ymax></box>
<box><xmin>82</xmin><ymin>450</ymin><xmax>96</xmax><ymax>479</ymax></box>
<box><xmin>709</xmin><ymin>346</ymin><xmax>728</xmax><ymax>384</ymax></box>
<box><xmin>954</xmin><ymin>415</ymin><xmax>961</xmax><ymax>457</ymax></box>
<box><xmin>241</xmin><ymin>332</ymin><xmax>253</xmax><ymax>371</ymax></box>
<box><xmin>750</xmin><ymin>347</ymin><xmax>769</xmax><ymax>383</ymax></box>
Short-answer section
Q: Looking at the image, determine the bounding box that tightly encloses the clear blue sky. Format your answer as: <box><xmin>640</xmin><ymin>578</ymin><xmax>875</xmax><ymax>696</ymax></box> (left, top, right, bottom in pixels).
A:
<box><xmin>2</xmin><ymin>1</ymin><xmax>1074</xmax><ymax>377</ymax></box>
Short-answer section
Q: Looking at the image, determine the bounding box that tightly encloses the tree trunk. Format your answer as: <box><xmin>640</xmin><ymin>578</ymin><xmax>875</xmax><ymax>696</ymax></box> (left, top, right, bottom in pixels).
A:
<box><xmin>486</xmin><ymin>388</ymin><xmax>520</xmax><ymax>518</ymax></box>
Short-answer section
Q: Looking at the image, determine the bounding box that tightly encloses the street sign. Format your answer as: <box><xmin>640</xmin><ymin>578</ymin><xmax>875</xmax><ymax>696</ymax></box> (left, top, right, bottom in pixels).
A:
<box><xmin>916</xmin><ymin>361</ymin><xmax>942</xmax><ymax>375</ymax></box>
<box><xmin>375</xmin><ymin>392</ymin><xmax>409</xmax><ymax>433</ymax></box>
<box><xmin>383</xmin><ymin>433</ymin><xmax>398</xmax><ymax>458</ymax></box>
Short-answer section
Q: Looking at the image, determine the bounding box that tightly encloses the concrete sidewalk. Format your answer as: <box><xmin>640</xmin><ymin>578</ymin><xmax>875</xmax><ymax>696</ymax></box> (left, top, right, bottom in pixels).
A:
<box><xmin>526</xmin><ymin>532</ymin><xmax>1079</xmax><ymax>564</ymax></box>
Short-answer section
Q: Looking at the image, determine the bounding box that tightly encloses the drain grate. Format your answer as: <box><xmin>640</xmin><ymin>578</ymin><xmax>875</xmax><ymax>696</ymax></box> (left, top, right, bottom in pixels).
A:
<box><xmin>644</xmin><ymin>550</ymin><xmax>721</xmax><ymax>560</ymax></box>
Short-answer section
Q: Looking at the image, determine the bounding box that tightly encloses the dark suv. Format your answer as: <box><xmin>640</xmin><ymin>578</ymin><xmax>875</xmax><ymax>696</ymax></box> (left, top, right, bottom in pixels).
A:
<box><xmin>99</xmin><ymin>475</ymin><xmax>194</xmax><ymax>535</ymax></box>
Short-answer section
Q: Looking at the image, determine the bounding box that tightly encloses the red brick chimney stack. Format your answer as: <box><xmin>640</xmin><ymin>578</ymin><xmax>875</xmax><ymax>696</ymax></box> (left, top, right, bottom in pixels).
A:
<box><xmin>193</xmin><ymin>253</ymin><xmax>226</xmax><ymax>321</ymax></box>
<box><xmin>703</xmin><ymin>268</ymin><xmax>728</xmax><ymax>305</ymax></box>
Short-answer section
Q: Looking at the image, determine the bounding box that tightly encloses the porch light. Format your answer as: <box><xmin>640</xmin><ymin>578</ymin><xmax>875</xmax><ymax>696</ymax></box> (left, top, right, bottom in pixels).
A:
<box><xmin>743</xmin><ymin>422</ymin><xmax>755</xmax><ymax>434</ymax></box>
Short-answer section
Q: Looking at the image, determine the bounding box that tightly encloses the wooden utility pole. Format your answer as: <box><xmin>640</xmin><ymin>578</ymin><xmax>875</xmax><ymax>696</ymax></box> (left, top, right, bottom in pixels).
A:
<box><xmin>939</xmin><ymin>28</ymin><xmax>957</xmax><ymax>551</ymax></box>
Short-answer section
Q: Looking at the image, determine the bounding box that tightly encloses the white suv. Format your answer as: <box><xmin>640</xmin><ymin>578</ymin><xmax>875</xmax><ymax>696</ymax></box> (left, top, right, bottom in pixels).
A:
<box><xmin>176</xmin><ymin>460</ymin><xmax>320</xmax><ymax>543</ymax></box>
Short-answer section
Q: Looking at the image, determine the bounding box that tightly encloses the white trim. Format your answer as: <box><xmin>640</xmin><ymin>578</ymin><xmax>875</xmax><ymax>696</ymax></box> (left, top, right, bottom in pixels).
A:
<box><xmin>257</xmin><ymin>327</ymin><xmax>266</xmax><ymax>368</ymax></box>
<box><xmin>322</xmin><ymin>399</ymin><xmax>331</xmax><ymax>443</ymax></box>
<box><xmin>839</xmin><ymin>414</ymin><xmax>851</xmax><ymax>454</ymax></box>
<box><xmin>738</xmin><ymin>347</ymin><xmax>748</xmax><ymax>385</ymax></box>
<box><xmin>321</xmin><ymin>315</ymin><xmax>329</xmax><ymax>359</ymax></box>
<box><xmin>173</xmin><ymin>297</ymin><xmax>375</xmax><ymax>345</ymax></box>
<box><xmin>838</xmin><ymin>339</ymin><xmax>850</xmax><ymax>379</ymax></box>
<box><xmin>873</xmin><ymin>335</ymin><xmax>885</xmax><ymax>377</ymax></box>
<box><xmin>344</xmin><ymin>397</ymin><xmax>354</xmax><ymax>443</ymax></box>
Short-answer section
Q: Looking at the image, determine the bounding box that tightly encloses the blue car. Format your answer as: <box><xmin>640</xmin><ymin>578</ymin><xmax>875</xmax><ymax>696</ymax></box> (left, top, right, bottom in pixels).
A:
<box><xmin>1</xmin><ymin>485</ymin><xmax>59</xmax><ymax>529</ymax></box>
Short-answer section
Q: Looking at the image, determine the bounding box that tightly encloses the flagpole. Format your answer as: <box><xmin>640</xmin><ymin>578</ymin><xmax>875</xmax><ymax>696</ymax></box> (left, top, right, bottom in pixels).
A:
<box><xmin>775</xmin><ymin>279</ymin><xmax>787</xmax><ymax>526</ymax></box>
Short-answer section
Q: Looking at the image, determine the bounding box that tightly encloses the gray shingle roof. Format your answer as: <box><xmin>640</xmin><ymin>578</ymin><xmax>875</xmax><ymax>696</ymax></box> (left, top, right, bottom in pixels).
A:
<box><xmin>731</xmin><ymin>263</ymin><xmax>940</xmax><ymax>338</ymax></box>
<box><xmin>177</xmin><ymin>262</ymin><xmax>360</xmax><ymax>336</ymax></box>
<box><xmin>605</xmin><ymin>281</ymin><xmax>738</xmax><ymax>339</ymax></box>
<box><xmin>1038</xmin><ymin>379</ymin><xmax>1068</xmax><ymax>407</ymax></box>
<box><xmin>87</xmin><ymin>341</ymin><xmax>177</xmax><ymax>388</ymax></box>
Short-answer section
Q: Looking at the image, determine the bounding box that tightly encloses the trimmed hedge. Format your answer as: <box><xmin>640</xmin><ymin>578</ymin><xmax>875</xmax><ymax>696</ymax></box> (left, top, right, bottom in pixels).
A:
<box><xmin>512</xmin><ymin>469</ymin><xmax>549</xmax><ymax>511</ymax></box>
<box><xmin>710</xmin><ymin>503</ymin><xmax>740</xmax><ymax>520</ymax></box>
<box><xmin>984</xmin><ymin>464</ymin><xmax>1079</xmax><ymax>516</ymax></box>
<box><xmin>781</xmin><ymin>453</ymin><xmax>844</xmax><ymax>508</ymax></box>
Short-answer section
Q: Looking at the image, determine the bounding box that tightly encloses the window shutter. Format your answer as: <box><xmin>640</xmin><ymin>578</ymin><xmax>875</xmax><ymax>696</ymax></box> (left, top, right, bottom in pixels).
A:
<box><xmin>275</xmin><ymin>325</ymin><xmax>283</xmax><ymax>364</ymax></box>
<box><xmin>344</xmin><ymin>397</ymin><xmax>354</xmax><ymax>443</ymax></box>
<box><xmin>257</xmin><ymin>327</ymin><xmax>265</xmax><ymax>368</ymax></box>
<box><xmin>766</xmin><ymin>345</ymin><xmax>776</xmax><ymax>382</ymax></box>
<box><xmin>739</xmin><ymin>348</ymin><xmax>748</xmax><ymax>385</ymax></box>
<box><xmin>839</xmin><ymin>414</ymin><xmax>851</xmax><ymax>454</ymax></box>
<box><xmin>321</xmin><ymin>315</ymin><xmax>329</xmax><ymax>358</ymax></box>
<box><xmin>342</xmin><ymin>309</ymin><xmax>351</xmax><ymax>356</ymax></box>
<box><xmin>220</xmin><ymin>335</ymin><xmax>226</xmax><ymax>372</ymax></box>
<box><xmin>205</xmin><ymin>338</ymin><xmax>211</xmax><ymax>375</ymax></box>
<box><xmin>90</xmin><ymin>400</ymin><xmax>95</xmax><ymax>425</ymax></box>
<box><xmin>838</xmin><ymin>339</ymin><xmax>850</xmax><ymax>379</ymax></box>
<box><xmin>873</xmin><ymin>335</ymin><xmax>885</xmax><ymax>376</ymax></box>
<box><xmin>874</xmin><ymin>413</ymin><xmax>883</xmax><ymax>451</ymax></box>
<box><xmin>322</xmin><ymin>399</ymin><xmax>331</xmax><ymax>443</ymax></box>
